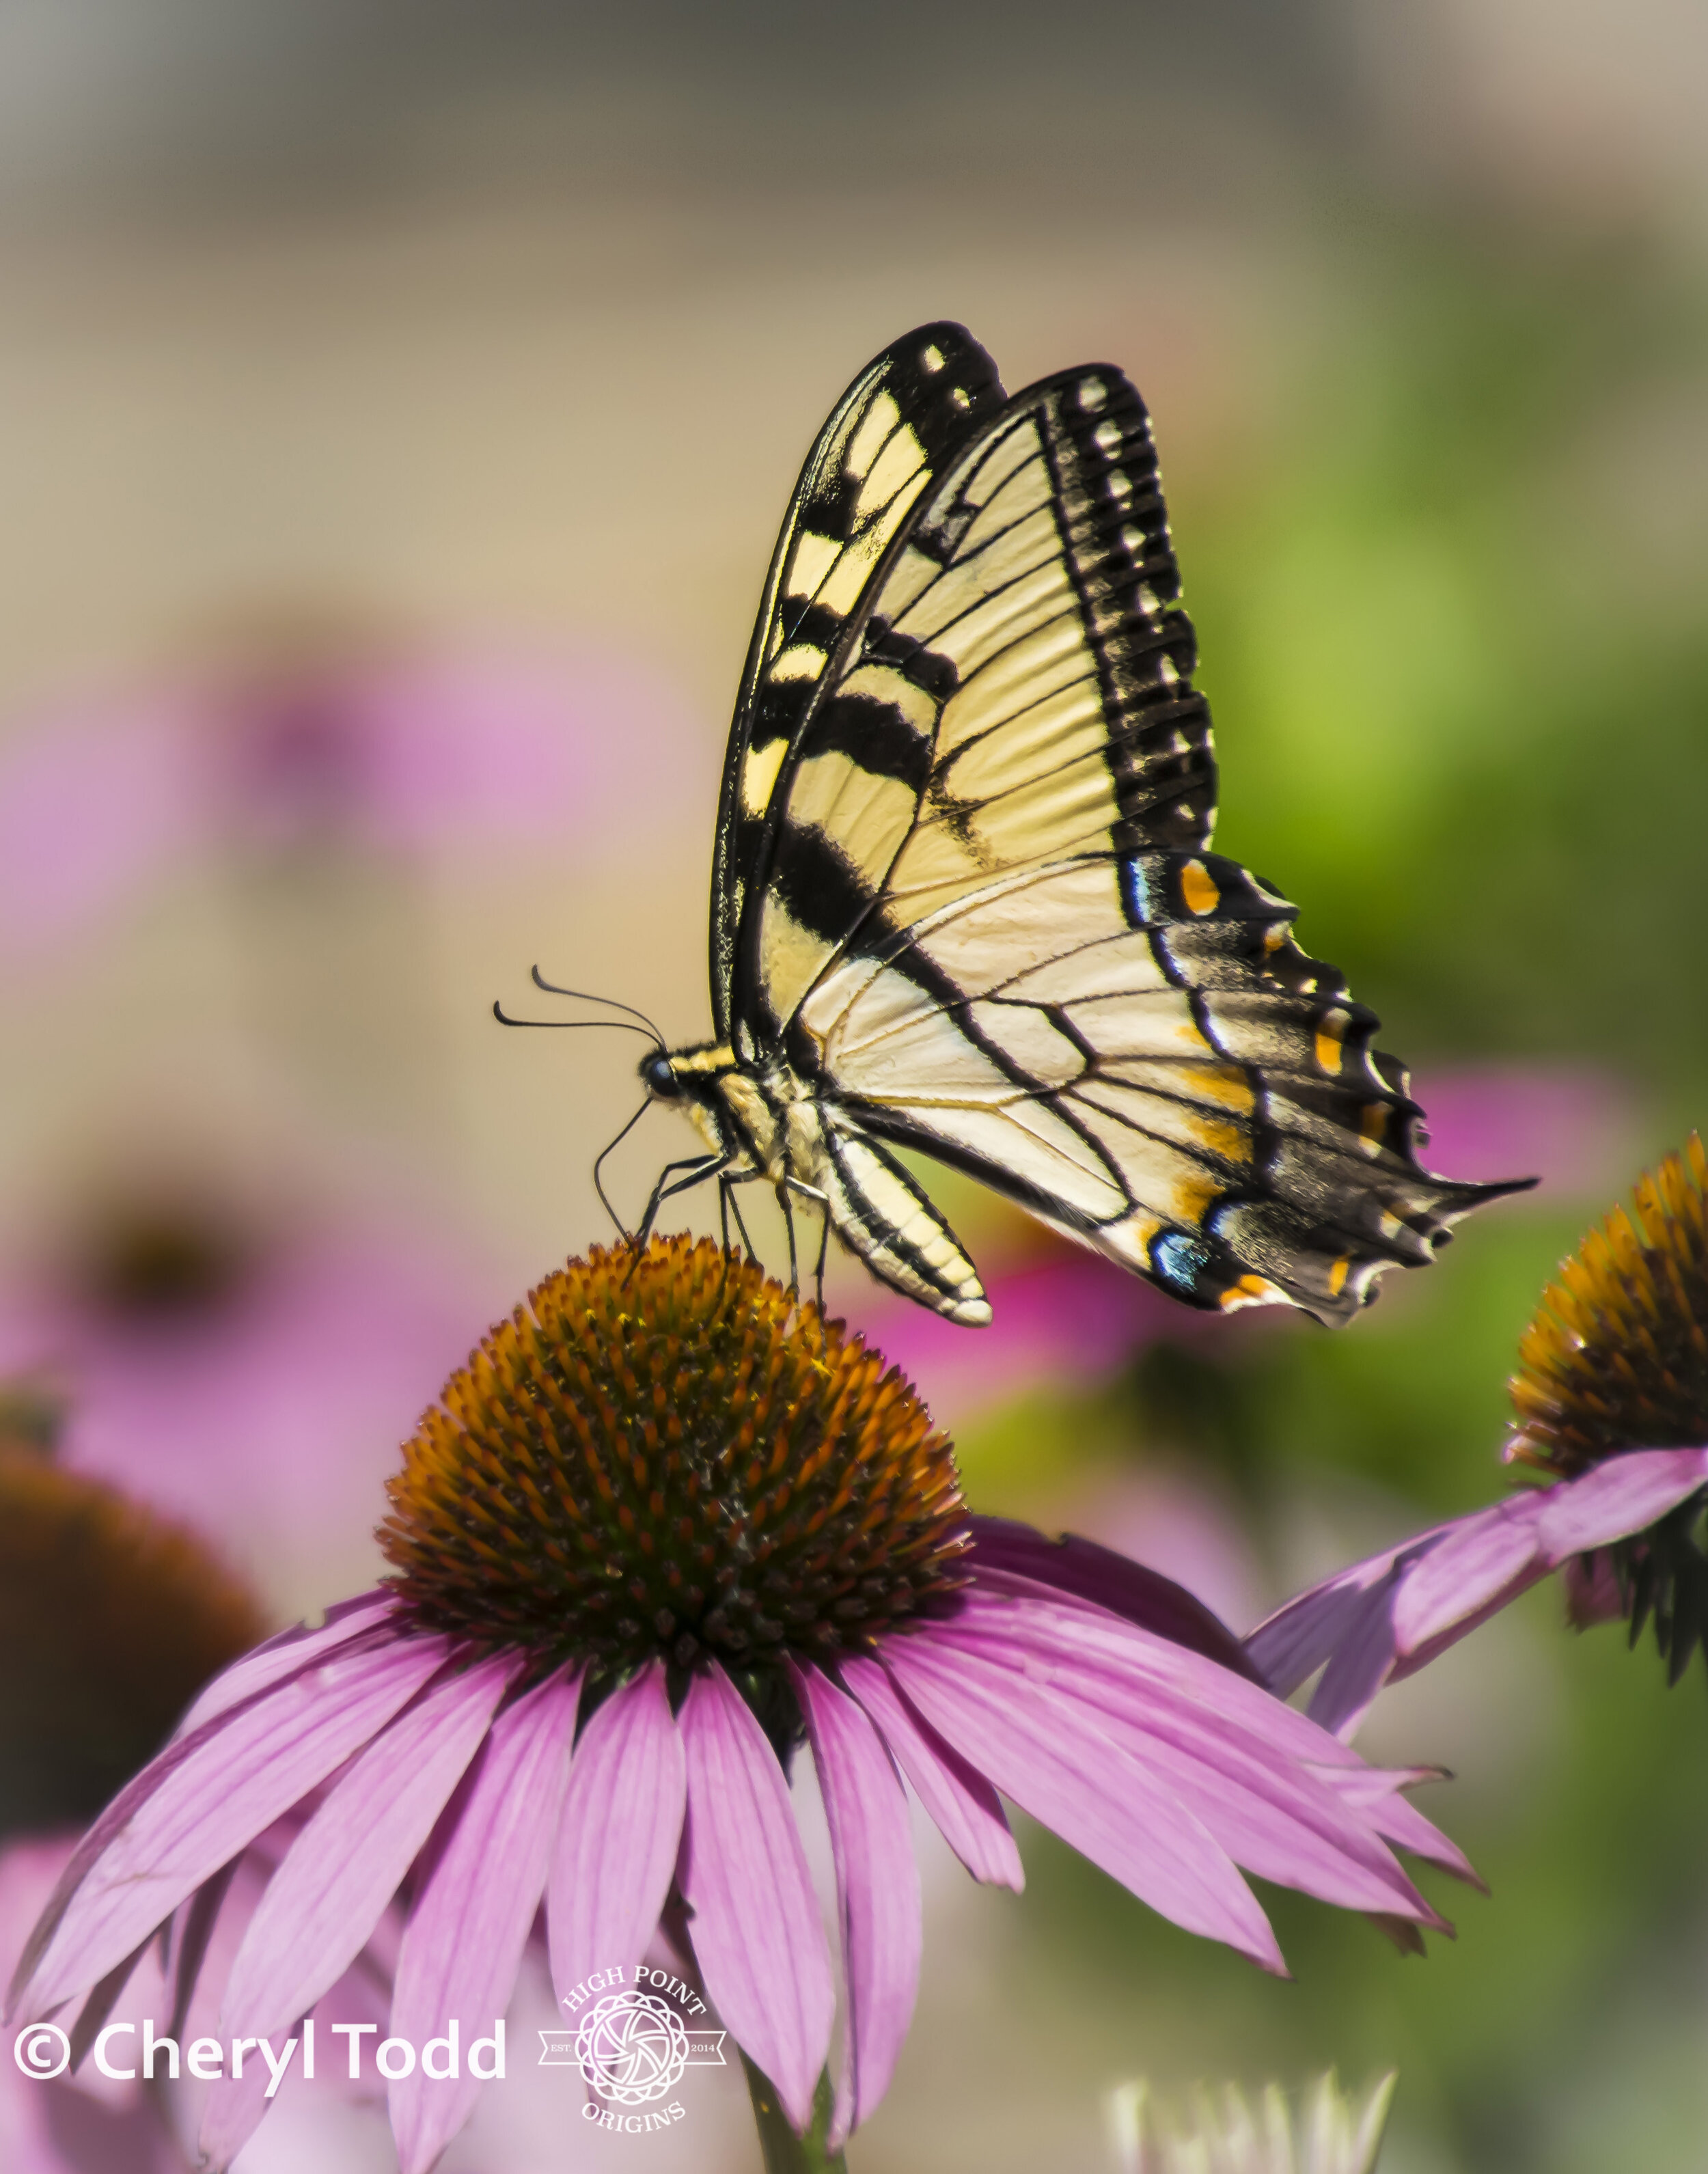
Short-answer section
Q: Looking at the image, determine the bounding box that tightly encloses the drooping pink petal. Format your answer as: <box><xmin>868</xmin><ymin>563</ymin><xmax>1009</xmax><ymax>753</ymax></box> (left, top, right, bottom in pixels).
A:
<box><xmin>1314</xmin><ymin>1765</ymin><xmax>1483</xmax><ymax>1888</ymax></box>
<box><xmin>219</xmin><ymin>1649</ymin><xmax>521</xmax><ymax>2040</ymax></box>
<box><xmin>15</xmin><ymin>1631</ymin><xmax>454</xmax><ymax>2020</ymax></box>
<box><xmin>885</xmin><ymin>1629</ymin><xmax>1286</xmax><ymax>1972</ymax></box>
<box><xmin>174</xmin><ymin>1592</ymin><xmax>400</xmax><ymax>1739</ymax></box>
<box><xmin>676</xmin><ymin>1667</ymin><xmax>836</xmax><ymax>2133</ymax></box>
<box><xmin>967</xmin><ymin>1517</ymin><xmax>1260</xmax><ymax>1678</ymax></box>
<box><xmin>387</xmin><ymin>1670</ymin><xmax>581</xmax><ymax>2174</ymax></box>
<box><xmin>962</xmin><ymin>1578</ymin><xmax>1366</xmax><ymax>1774</ymax></box>
<box><xmin>924</xmin><ymin>1601</ymin><xmax>1441</xmax><ymax>1925</ymax></box>
<box><xmin>547</xmin><ymin>1661</ymin><xmax>685</xmax><ymax>2002</ymax></box>
<box><xmin>1245</xmin><ymin>1552</ymin><xmax>1418</xmax><ymax>1700</ymax></box>
<box><xmin>792</xmin><ymin>1664</ymin><xmax>921</xmax><ymax>2147</ymax></box>
<box><xmin>1390</xmin><ymin>1498</ymin><xmax>1550</xmax><ymax>1653</ymax></box>
<box><xmin>1304</xmin><ymin>1574</ymin><xmax>1407</xmax><ymax>1739</ymax></box>
<box><xmin>839</xmin><ymin>1655</ymin><xmax>1023</xmax><ymax>1891</ymax></box>
<box><xmin>193</xmin><ymin>1867</ymin><xmax>402</xmax><ymax>2169</ymax></box>
<box><xmin>197</xmin><ymin>2027</ymin><xmax>303</xmax><ymax>2171</ymax></box>
<box><xmin>1563</xmin><ymin>1550</ymin><xmax>1626</xmax><ymax>1627</ymax></box>
<box><xmin>1534</xmin><ymin>1447</ymin><xmax>1708</xmax><ymax>1559</ymax></box>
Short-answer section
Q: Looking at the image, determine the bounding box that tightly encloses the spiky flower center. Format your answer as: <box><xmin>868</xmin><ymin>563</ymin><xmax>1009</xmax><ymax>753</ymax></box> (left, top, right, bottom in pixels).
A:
<box><xmin>1508</xmin><ymin>1133</ymin><xmax>1708</xmax><ymax>1478</ymax></box>
<box><xmin>1508</xmin><ymin>1135</ymin><xmax>1708</xmax><ymax>1681</ymax></box>
<box><xmin>0</xmin><ymin>1442</ymin><xmax>264</xmax><ymax>1834</ymax></box>
<box><xmin>379</xmin><ymin>1237</ymin><xmax>970</xmax><ymax>1696</ymax></box>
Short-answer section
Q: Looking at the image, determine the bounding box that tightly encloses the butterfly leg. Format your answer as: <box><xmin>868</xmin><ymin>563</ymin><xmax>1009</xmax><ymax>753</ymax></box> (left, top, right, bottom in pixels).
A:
<box><xmin>780</xmin><ymin>1175</ymin><xmax>832</xmax><ymax>1322</ymax></box>
<box><xmin>719</xmin><ymin>1171</ymin><xmax>762</xmax><ymax>1261</ymax></box>
<box><xmin>775</xmin><ymin>1181</ymin><xmax>800</xmax><ymax>1296</ymax></box>
<box><xmin>630</xmin><ymin>1153</ymin><xmax>731</xmax><ymax>1269</ymax></box>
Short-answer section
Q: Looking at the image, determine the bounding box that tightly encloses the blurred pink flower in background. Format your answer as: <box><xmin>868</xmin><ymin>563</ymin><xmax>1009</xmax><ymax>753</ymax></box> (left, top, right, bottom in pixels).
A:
<box><xmin>1411</xmin><ymin>1065</ymin><xmax>1640</xmax><ymax>1200</ymax></box>
<box><xmin>0</xmin><ymin>1836</ymin><xmax>184</xmax><ymax>2174</ymax></box>
<box><xmin>0</xmin><ymin>637</ymin><xmax>708</xmax><ymax>956</ymax></box>
<box><xmin>0</xmin><ymin>1188</ymin><xmax>498</xmax><ymax>1619</ymax></box>
<box><xmin>862</xmin><ymin>1251</ymin><xmax>1204</xmax><ymax>1428</ymax></box>
<box><xmin>3</xmin><ymin>1824</ymin><xmax>400</xmax><ymax>2174</ymax></box>
<box><xmin>1047</xmin><ymin>1472</ymin><xmax>1266</xmax><ymax>1636</ymax></box>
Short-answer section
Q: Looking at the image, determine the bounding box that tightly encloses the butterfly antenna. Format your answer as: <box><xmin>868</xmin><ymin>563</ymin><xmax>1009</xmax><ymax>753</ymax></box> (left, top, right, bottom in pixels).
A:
<box><xmin>492</xmin><ymin>1002</ymin><xmax>659</xmax><ymax>1038</ymax></box>
<box><xmin>592</xmin><ymin>1099</ymin><xmax>652</xmax><ymax>1241</ymax></box>
<box><xmin>529</xmin><ymin>967</ymin><xmax>665</xmax><ymax>1047</ymax></box>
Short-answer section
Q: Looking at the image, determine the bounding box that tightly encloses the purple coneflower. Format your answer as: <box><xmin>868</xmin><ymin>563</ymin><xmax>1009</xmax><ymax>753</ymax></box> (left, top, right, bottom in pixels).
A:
<box><xmin>1250</xmin><ymin>1135</ymin><xmax>1708</xmax><ymax>1737</ymax></box>
<box><xmin>0</xmin><ymin>1418</ymin><xmax>266</xmax><ymax>2173</ymax></box>
<box><xmin>12</xmin><ymin>1239</ymin><xmax>1471</xmax><ymax>2173</ymax></box>
<box><xmin>0</xmin><ymin>1170</ymin><xmax>493</xmax><ymax>1616</ymax></box>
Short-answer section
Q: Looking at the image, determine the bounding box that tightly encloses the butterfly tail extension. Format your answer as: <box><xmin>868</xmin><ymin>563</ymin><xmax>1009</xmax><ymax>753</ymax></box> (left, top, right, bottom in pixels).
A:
<box><xmin>1146</xmin><ymin>857</ymin><xmax>1534</xmax><ymax>1325</ymax></box>
<box><xmin>816</xmin><ymin>1118</ymin><xmax>991</xmax><ymax>1325</ymax></box>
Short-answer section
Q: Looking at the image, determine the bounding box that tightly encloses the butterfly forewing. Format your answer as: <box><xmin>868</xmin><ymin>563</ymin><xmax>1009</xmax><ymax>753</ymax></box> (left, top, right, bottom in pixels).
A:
<box><xmin>711</xmin><ymin>322</ymin><xmax>1005</xmax><ymax>1045</ymax></box>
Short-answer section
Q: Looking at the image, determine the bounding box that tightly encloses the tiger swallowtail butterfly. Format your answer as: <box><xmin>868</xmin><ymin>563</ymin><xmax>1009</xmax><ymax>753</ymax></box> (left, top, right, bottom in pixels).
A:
<box><xmin>558</xmin><ymin>323</ymin><xmax>1526</xmax><ymax>1326</ymax></box>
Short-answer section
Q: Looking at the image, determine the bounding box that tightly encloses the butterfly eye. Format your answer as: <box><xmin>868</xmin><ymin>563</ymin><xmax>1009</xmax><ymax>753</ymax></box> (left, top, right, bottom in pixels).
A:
<box><xmin>640</xmin><ymin>1053</ymin><xmax>680</xmax><ymax>1100</ymax></box>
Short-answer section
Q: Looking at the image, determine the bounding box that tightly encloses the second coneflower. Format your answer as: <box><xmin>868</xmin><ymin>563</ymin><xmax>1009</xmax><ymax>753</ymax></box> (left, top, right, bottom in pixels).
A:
<box><xmin>1250</xmin><ymin>1135</ymin><xmax>1708</xmax><ymax>1735</ymax></box>
<box><xmin>10</xmin><ymin>1237</ymin><xmax>1472</xmax><ymax>2174</ymax></box>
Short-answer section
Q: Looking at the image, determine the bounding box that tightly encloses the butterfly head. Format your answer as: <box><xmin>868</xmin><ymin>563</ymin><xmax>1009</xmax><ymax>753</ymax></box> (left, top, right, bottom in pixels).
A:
<box><xmin>638</xmin><ymin>1050</ymin><xmax>681</xmax><ymax>1101</ymax></box>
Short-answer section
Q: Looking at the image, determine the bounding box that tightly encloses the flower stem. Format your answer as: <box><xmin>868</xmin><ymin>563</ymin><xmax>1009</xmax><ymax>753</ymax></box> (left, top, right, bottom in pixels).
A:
<box><xmin>741</xmin><ymin>2054</ymin><xmax>846</xmax><ymax>2173</ymax></box>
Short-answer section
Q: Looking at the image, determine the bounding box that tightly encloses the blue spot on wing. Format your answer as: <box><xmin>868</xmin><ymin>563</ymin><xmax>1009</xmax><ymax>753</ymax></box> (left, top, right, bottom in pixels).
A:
<box><xmin>1151</xmin><ymin>1231</ymin><xmax>1211</xmax><ymax>1296</ymax></box>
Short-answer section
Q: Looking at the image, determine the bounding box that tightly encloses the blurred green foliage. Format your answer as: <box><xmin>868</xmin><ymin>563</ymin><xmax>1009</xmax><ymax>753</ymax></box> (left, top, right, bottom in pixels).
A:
<box><xmin>1187</xmin><ymin>225</ymin><xmax>1708</xmax><ymax>1101</ymax></box>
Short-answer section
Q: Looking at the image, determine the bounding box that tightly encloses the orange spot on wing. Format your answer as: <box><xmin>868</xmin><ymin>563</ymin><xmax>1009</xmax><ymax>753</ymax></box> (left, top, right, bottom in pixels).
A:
<box><xmin>1220</xmin><ymin>1274</ymin><xmax>1284</xmax><ymax>1312</ymax></box>
<box><xmin>1181</xmin><ymin>1064</ymin><xmax>1256</xmax><ymax>1115</ymax></box>
<box><xmin>1315</xmin><ymin>1010</ymin><xmax>1347</xmax><ymax>1075</ymax></box>
<box><xmin>1180</xmin><ymin>859</ymin><xmax>1220</xmax><ymax>916</ymax></box>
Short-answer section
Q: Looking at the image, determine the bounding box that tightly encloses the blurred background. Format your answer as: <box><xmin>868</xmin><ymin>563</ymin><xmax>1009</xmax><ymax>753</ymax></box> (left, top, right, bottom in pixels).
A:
<box><xmin>1</xmin><ymin>2</ymin><xmax>1706</xmax><ymax>2169</ymax></box>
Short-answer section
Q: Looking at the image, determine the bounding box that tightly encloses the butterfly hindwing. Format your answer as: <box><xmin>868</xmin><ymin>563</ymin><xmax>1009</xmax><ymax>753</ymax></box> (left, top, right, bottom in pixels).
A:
<box><xmin>793</xmin><ymin>846</ymin><xmax>1494</xmax><ymax>1321</ymax></box>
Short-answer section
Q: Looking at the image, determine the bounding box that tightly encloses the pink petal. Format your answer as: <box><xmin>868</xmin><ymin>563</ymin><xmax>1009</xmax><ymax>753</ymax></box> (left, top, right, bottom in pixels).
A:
<box><xmin>967</xmin><ymin>1517</ymin><xmax>1258</xmax><ymax>1678</ymax></box>
<box><xmin>676</xmin><ymin>1667</ymin><xmax>836</xmax><ymax>2133</ymax></box>
<box><xmin>926</xmin><ymin>1604</ymin><xmax>1439</xmax><ymax>1925</ymax></box>
<box><xmin>1314</xmin><ymin>1765</ymin><xmax>1484</xmax><ymax>1888</ymax></box>
<box><xmin>1390</xmin><ymin>1498</ymin><xmax>1550</xmax><ymax>1653</ymax></box>
<box><xmin>956</xmin><ymin>1584</ymin><xmax>1365</xmax><ymax>1774</ymax></box>
<box><xmin>16</xmin><ymin>1630</ymin><xmax>453</xmax><ymax>2019</ymax></box>
<box><xmin>792</xmin><ymin>1664</ymin><xmax>921</xmax><ymax>2147</ymax></box>
<box><xmin>1304</xmin><ymin>1575</ymin><xmax>1407</xmax><ymax>1741</ymax></box>
<box><xmin>1245</xmin><ymin>1551</ymin><xmax>1420</xmax><ymax>1698</ymax></box>
<box><xmin>1535</xmin><ymin>1448</ymin><xmax>1708</xmax><ymax>1560</ymax></box>
<box><xmin>839</xmin><ymin>1655</ymin><xmax>1023</xmax><ymax>1891</ymax></box>
<box><xmin>885</xmin><ymin>1629</ymin><xmax>1286</xmax><ymax>1972</ymax></box>
<box><xmin>219</xmin><ymin>1650</ymin><xmax>521</xmax><ymax>2040</ymax></box>
<box><xmin>388</xmin><ymin>1670</ymin><xmax>581</xmax><ymax>2174</ymax></box>
<box><xmin>174</xmin><ymin>1593</ymin><xmax>400</xmax><ymax>1739</ymax></box>
<box><xmin>1563</xmin><ymin>1550</ymin><xmax>1627</xmax><ymax>1627</ymax></box>
<box><xmin>547</xmin><ymin>1661</ymin><xmax>685</xmax><ymax>2002</ymax></box>
<box><xmin>197</xmin><ymin>2028</ymin><xmax>302</xmax><ymax>2171</ymax></box>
